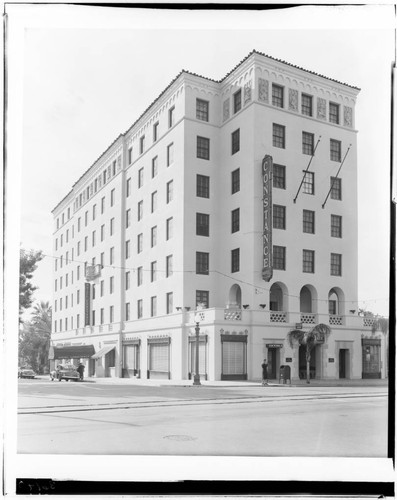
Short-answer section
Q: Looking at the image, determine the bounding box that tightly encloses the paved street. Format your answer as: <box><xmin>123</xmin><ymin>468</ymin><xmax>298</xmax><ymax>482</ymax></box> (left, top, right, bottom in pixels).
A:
<box><xmin>17</xmin><ymin>379</ymin><xmax>388</xmax><ymax>456</ymax></box>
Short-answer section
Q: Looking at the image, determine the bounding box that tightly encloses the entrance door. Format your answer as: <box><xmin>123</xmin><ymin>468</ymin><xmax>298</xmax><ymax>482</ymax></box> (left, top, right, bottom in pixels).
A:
<box><xmin>267</xmin><ymin>348</ymin><xmax>278</xmax><ymax>379</ymax></box>
<box><xmin>339</xmin><ymin>349</ymin><xmax>347</xmax><ymax>378</ymax></box>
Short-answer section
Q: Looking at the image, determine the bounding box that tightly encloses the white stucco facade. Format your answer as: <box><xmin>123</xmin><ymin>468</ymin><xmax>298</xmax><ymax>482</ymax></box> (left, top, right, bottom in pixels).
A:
<box><xmin>50</xmin><ymin>51</ymin><xmax>386</xmax><ymax>381</ymax></box>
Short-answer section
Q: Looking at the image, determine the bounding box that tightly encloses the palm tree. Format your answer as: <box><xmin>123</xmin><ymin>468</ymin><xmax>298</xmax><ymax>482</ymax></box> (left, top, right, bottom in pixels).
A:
<box><xmin>287</xmin><ymin>323</ymin><xmax>331</xmax><ymax>384</ymax></box>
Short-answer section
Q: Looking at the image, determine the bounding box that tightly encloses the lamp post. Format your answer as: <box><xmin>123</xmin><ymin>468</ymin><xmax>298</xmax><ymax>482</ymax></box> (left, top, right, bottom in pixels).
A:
<box><xmin>193</xmin><ymin>313</ymin><xmax>201</xmax><ymax>386</ymax></box>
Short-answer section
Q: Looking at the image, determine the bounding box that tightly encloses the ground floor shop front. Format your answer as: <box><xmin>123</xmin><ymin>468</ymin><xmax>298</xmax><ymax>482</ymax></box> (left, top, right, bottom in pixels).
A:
<box><xmin>49</xmin><ymin>311</ymin><xmax>387</xmax><ymax>382</ymax></box>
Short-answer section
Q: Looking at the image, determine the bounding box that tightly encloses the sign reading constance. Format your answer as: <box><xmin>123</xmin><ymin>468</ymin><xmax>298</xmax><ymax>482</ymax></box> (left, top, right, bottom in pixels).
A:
<box><xmin>84</xmin><ymin>283</ymin><xmax>91</xmax><ymax>326</ymax></box>
<box><xmin>262</xmin><ymin>155</ymin><xmax>273</xmax><ymax>282</ymax></box>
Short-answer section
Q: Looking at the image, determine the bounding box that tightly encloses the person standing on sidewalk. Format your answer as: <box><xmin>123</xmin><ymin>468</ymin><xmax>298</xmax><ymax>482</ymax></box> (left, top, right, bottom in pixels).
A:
<box><xmin>77</xmin><ymin>363</ymin><xmax>85</xmax><ymax>381</ymax></box>
<box><xmin>261</xmin><ymin>359</ymin><xmax>268</xmax><ymax>386</ymax></box>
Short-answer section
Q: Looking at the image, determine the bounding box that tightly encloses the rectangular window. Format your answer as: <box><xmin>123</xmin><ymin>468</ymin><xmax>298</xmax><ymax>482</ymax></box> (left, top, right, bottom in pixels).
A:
<box><xmin>126</xmin><ymin>209</ymin><xmax>131</xmax><ymax>228</ymax></box>
<box><xmin>125</xmin><ymin>271</ymin><xmax>130</xmax><ymax>290</ymax></box>
<box><xmin>110</xmin><ymin>276</ymin><xmax>114</xmax><ymax>294</ymax></box>
<box><xmin>128</xmin><ymin>147</ymin><xmax>132</xmax><ymax>165</ymax></box>
<box><xmin>167</xmin><ymin>143</ymin><xmax>174</xmax><ymax>166</ymax></box>
<box><xmin>302</xmin><ymin>171</ymin><xmax>315</xmax><ymax>195</ymax></box>
<box><xmin>331</xmin><ymin>214</ymin><xmax>342</xmax><ymax>237</ymax></box>
<box><xmin>302</xmin><ymin>132</ymin><xmax>314</xmax><ymax>155</ymax></box>
<box><xmin>196</xmin><ymin>174</ymin><xmax>210</xmax><ymax>198</ymax></box>
<box><xmin>110</xmin><ymin>218</ymin><xmax>114</xmax><ymax>236</ymax></box>
<box><xmin>140</xmin><ymin>135</ymin><xmax>145</xmax><ymax>154</ymax></box>
<box><xmin>196</xmin><ymin>98</ymin><xmax>209</xmax><ymax>121</ymax></box>
<box><xmin>112</xmin><ymin>160</ymin><xmax>116</xmax><ymax>176</ymax></box>
<box><xmin>166</xmin><ymin>217</ymin><xmax>173</xmax><ymax>240</ymax></box>
<box><xmin>125</xmin><ymin>302</ymin><xmax>130</xmax><ymax>321</ymax></box>
<box><xmin>330</xmin><ymin>139</ymin><xmax>342</xmax><ymax>162</ymax></box>
<box><xmin>151</xmin><ymin>191</ymin><xmax>158</xmax><ymax>213</ymax></box>
<box><xmin>303</xmin><ymin>249</ymin><xmax>315</xmax><ymax>273</ymax></box>
<box><xmin>100</xmin><ymin>308</ymin><xmax>104</xmax><ymax>325</ymax></box>
<box><xmin>126</xmin><ymin>177</ymin><xmax>131</xmax><ymax>197</ymax></box>
<box><xmin>110</xmin><ymin>188</ymin><xmax>115</xmax><ymax>207</ymax></box>
<box><xmin>196</xmin><ymin>252</ymin><xmax>209</xmax><ymax>275</ymax></box>
<box><xmin>92</xmin><ymin>231</ymin><xmax>96</xmax><ymax>247</ymax></box>
<box><xmin>78</xmin><ymin>217</ymin><xmax>81</xmax><ymax>232</ymax></box>
<box><xmin>152</xmin><ymin>156</ymin><xmax>158</xmax><ymax>178</ymax></box>
<box><xmin>151</xmin><ymin>226</ymin><xmax>157</xmax><ymax>247</ymax></box>
<box><xmin>233</xmin><ymin>89</ymin><xmax>242</xmax><ymax>113</ymax></box>
<box><xmin>137</xmin><ymin>267</ymin><xmax>143</xmax><ymax>286</ymax></box>
<box><xmin>168</xmin><ymin>106</ymin><xmax>175</xmax><ymax>128</ymax></box>
<box><xmin>153</xmin><ymin>122</ymin><xmax>159</xmax><ymax>142</ymax></box>
<box><xmin>166</xmin><ymin>292</ymin><xmax>173</xmax><ymax>314</ymax></box>
<box><xmin>331</xmin><ymin>253</ymin><xmax>342</xmax><ymax>276</ymax></box>
<box><xmin>329</xmin><ymin>102</ymin><xmax>340</xmax><ymax>124</ymax></box>
<box><xmin>137</xmin><ymin>299</ymin><xmax>143</xmax><ymax>319</ymax></box>
<box><xmin>77</xmin><ymin>266</ymin><xmax>80</xmax><ymax>281</ymax></box>
<box><xmin>231</xmin><ymin>208</ymin><xmax>240</xmax><ymax>233</ymax></box>
<box><xmin>151</xmin><ymin>261</ymin><xmax>157</xmax><ymax>282</ymax></box>
<box><xmin>301</xmin><ymin>93</ymin><xmax>313</xmax><ymax>116</ymax></box>
<box><xmin>100</xmin><ymin>280</ymin><xmax>104</xmax><ymax>297</ymax></box>
<box><xmin>77</xmin><ymin>289</ymin><xmax>80</xmax><ymax>304</ymax></box>
<box><xmin>85</xmin><ymin>211</ymin><xmax>88</xmax><ymax>226</ymax></box>
<box><xmin>126</xmin><ymin>240</ymin><xmax>130</xmax><ymax>259</ymax></box>
<box><xmin>100</xmin><ymin>252</ymin><xmax>104</xmax><ymax>267</ymax></box>
<box><xmin>138</xmin><ymin>200</ymin><xmax>143</xmax><ymax>221</ymax></box>
<box><xmin>231</xmin><ymin>248</ymin><xmax>240</xmax><ymax>273</ymax></box>
<box><xmin>273</xmin><ymin>164</ymin><xmax>286</xmax><ymax>189</ymax></box>
<box><xmin>330</xmin><ymin>177</ymin><xmax>342</xmax><ymax>200</ymax></box>
<box><xmin>76</xmin><ymin>315</ymin><xmax>80</xmax><ymax>328</ymax></box>
<box><xmin>273</xmin><ymin>205</ymin><xmax>286</xmax><ymax>229</ymax></box>
<box><xmin>84</xmin><ymin>236</ymin><xmax>88</xmax><ymax>252</ymax></box>
<box><xmin>273</xmin><ymin>124</ymin><xmax>285</xmax><ymax>148</ymax></box>
<box><xmin>110</xmin><ymin>247</ymin><xmax>114</xmax><ymax>265</ymax></box>
<box><xmin>151</xmin><ymin>296</ymin><xmax>157</xmax><ymax>317</ymax></box>
<box><xmin>196</xmin><ymin>213</ymin><xmax>209</xmax><ymax>236</ymax></box>
<box><xmin>273</xmin><ymin>245</ymin><xmax>286</xmax><ymax>270</ymax></box>
<box><xmin>77</xmin><ymin>241</ymin><xmax>81</xmax><ymax>256</ymax></box>
<box><xmin>196</xmin><ymin>290</ymin><xmax>209</xmax><ymax>309</ymax></box>
<box><xmin>166</xmin><ymin>255</ymin><xmax>173</xmax><ymax>277</ymax></box>
<box><xmin>101</xmin><ymin>224</ymin><xmax>105</xmax><ymax>242</ymax></box>
<box><xmin>138</xmin><ymin>167</ymin><xmax>144</xmax><ymax>188</ymax></box>
<box><xmin>197</xmin><ymin>136</ymin><xmax>210</xmax><ymax>160</ymax></box>
<box><xmin>232</xmin><ymin>168</ymin><xmax>240</xmax><ymax>194</ymax></box>
<box><xmin>272</xmin><ymin>84</ymin><xmax>284</xmax><ymax>108</ymax></box>
<box><xmin>231</xmin><ymin>129</ymin><xmax>240</xmax><ymax>155</ymax></box>
<box><xmin>137</xmin><ymin>233</ymin><xmax>143</xmax><ymax>253</ymax></box>
<box><xmin>303</xmin><ymin>210</ymin><xmax>315</xmax><ymax>234</ymax></box>
<box><xmin>110</xmin><ymin>305</ymin><xmax>114</xmax><ymax>323</ymax></box>
<box><xmin>101</xmin><ymin>196</ymin><xmax>105</xmax><ymax>214</ymax></box>
<box><xmin>166</xmin><ymin>180</ymin><xmax>174</xmax><ymax>203</ymax></box>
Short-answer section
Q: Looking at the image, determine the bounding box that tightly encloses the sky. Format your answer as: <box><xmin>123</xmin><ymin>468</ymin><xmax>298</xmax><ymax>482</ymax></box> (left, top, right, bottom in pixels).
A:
<box><xmin>9</xmin><ymin>4</ymin><xmax>394</xmax><ymax>320</ymax></box>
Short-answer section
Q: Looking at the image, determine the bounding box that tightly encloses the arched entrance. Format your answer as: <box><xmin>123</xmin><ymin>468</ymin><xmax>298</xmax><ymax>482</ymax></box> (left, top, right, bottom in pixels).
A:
<box><xmin>300</xmin><ymin>286</ymin><xmax>312</xmax><ymax>312</ymax></box>
<box><xmin>270</xmin><ymin>283</ymin><xmax>284</xmax><ymax>311</ymax></box>
<box><xmin>228</xmin><ymin>284</ymin><xmax>242</xmax><ymax>309</ymax></box>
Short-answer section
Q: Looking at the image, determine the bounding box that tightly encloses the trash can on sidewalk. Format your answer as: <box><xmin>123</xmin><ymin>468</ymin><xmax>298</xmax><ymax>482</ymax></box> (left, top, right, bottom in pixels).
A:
<box><xmin>279</xmin><ymin>365</ymin><xmax>291</xmax><ymax>384</ymax></box>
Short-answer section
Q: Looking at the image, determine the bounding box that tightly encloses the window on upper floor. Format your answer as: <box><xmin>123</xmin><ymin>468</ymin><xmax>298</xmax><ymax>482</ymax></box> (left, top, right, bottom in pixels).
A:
<box><xmin>153</xmin><ymin>122</ymin><xmax>159</xmax><ymax>142</ymax></box>
<box><xmin>196</xmin><ymin>213</ymin><xmax>209</xmax><ymax>236</ymax></box>
<box><xmin>330</xmin><ymin>139</ymin><xmax>342</xmax><ymax>162</ymax></box>
<box><xmin>196</xmin><ymin>252</ymin><xmax>209</xmax><ymax>275</ymax></box>
<box><xmin>302</xmin><ymin>132</ymin><xmax>314</xmax><ymax>155</ymax></box>
<box><xmin>125</xmin><ymin>271</ymin><xmax>130</xmax><ymax>290</ymax></box>
<box><xmin>110</xmin><ymin>188</ymin><xmax>115</xmax><ymax>207</ymax></box>
<box><xmin>303</xmin><ymin>249</ymin><xmax>315</xmax><ymax>273</ymax></box>
<box><xmin>272</xmin><ymin>84</ymin><xmax>284</xmax><ymax>108</ymax></box>
<box><xmin>151</xmin><ymin>226</ymin><xmax>157</xmax><ymax>247</ymax></box>
<box><xmin>126</xmin><ymin>177</ymin><xmax>131</xmax><ymax>197</ymax></box>
<box><xmin>303</xmin><ymin>210</ymin><xmax>315</xmax><ymax>234</ymax></box>
<box><xmin>273</xmin><ymin>124</ymin><xmax>285</xmax><ymax>148</ymax></box>
<box><xmin>231</xmin><ymin>208</ymin><xmax>240</xmax><ymax>233</ymax></box>
<box><xmin>233</xmin><ymin>89</ymin><xmax>242</xmax><ymax>114</ymax></box>
<box><xmin>151</xmin><ymin>261</ymin><xmax>157</xmax><ymax>282</ymax></box>
<box><xmin>196</xmin><ymin>99</ymin><xmax>209</xmax><ymax>122</ymax></box>
<box><xmin>125</xmin><ymin>302</ymin><xmax>131</xmax><ymax>321</ymax></box>
<box><xmin>166</xmin><ymin>180</ymin><xmax>174</xmax><ymax>203</ymax></box>
<box><xmin>151</xmin><ymin>191</ymin><xmax>158</xmax><ymax>213</ymax></box>
<box><xmin>331</xmin><ymin>214</ymin><xmax>342</xmax><ymax>238</ymax></box>
<box><xmin>196</xmin><ymin>174</ymin><xmax>210</xmax><ymax>198</ymax></box>
<box><xmin>101</xmin><ymin>196</ymin><xmax>105</xmax><ymax>214</ymax></box>
<box><xmin>167</xmin><ymin>143</ymin><xmax>174</xmax><ymax>166</ymax></box>
<box><xmin>138</xmin><ymin>167</ymin><xmax>144</xmax><ymax>188</ymax></box>
<box><xmin>138</xmin><ymin>200</ymin><xmax>143</xmax><ymax>221</ymax></box>
<box><xmin>137</xmin><ymin>233</ymin><xmax>143</xmax><ymax>253</ymax></box>
<box><xmin>197</xmin><ymin>136</ymin><xmax>210</xmax><ymax>160</ymax></box>
<box><xmin>137</xmin><ymin>267</ymin><xmax>143</xmax><ymax>286</ymax></box>
<box><xmin>302</xmin><ymin>171</ymin><xmax>314</xmax><ymax>195</ymax></box>
<box><xmin>329</xmin><ymin>102</ymin><xmax>340</xmax><ymax>124</ymax></box>
<box><xmin>273</xmin><ymin>164</ymin><xmax>286</xmax><ymax>189</ymax></box>
<box><xmin>125</xmin><ymin>240</ymin><xmax>130</xmax><ymax>259</ymax></box>
<box><xmin>196</xmin><ymin>290</ymin><xmax>209</xmax><ymax>309</ymax></box>
<box><xmin>137</xmin><ymin>299</ymin><xmax>143</xmax><ymax>319</ymax></box>
<box><xmin>232</xmin><ymin>129</ymin><xmax>240</xmax><ymax>155</ymax></box>
<box><xmin>110</xmin><ymin>218</ymin><xmax>115</xmax><ymax>236</ymax></box>
<box><xmin>231</xmin><ymin>248</ymin><xmax>240</xmax><ymax>273</ymax></box>
<box><xmin>166</xmin><ymin>217</ymin><xmax>173</xmax><ymax>240</ymax></box>
<box><xmin>166</xmin><ymin>254</ymin><xmax>173</xmax><ymax>278</ymax></box>
<box><xmin>152</xmin><ymin>156</ymin><xmax>158</xmax><ymax>178</ymax></box>
<box><xmin>151</xmin><ymin>296</ymin><xmax>157</xmax><ymax>317</ymax></box>
<box><xmin>126</xmin><ymin>209</ymin><xmax>131</xmax><ymax>228</ymax></box>
<box><xmin>232</xmin><ymin>168</ymin><xmax>240</xmax><ymax>194</ymax></box>
<box><xmin>166</xmin><ymin>292</ymin><xmax>173</xmax><ymax>314</ymax></box>
<box><xmin>331</xmin><ymin>253</ymin><xmax>342</xmax><ymax>276</ymax></box>
<box><xmin>330</xmin><ymin>177</ymin><xmax>342</xmax><ymax>200</ymax></box>
<box><xmin>168</xmin><ymin>106</ymin><xmax>175</xmax><ymax>128</ymax></box>
<box><xmin>273</xmin><ymin>205</ymin><xmax>286</xmax><ymax>229</ymax></box>
<box><xmin>301</xmin><ymin>93</ymin><xmax>313</xmax><ymax>116</ymax></box>
<box><xmin>140</xmin><ymin>135</ymin><xmax>145</xmax><ymax>154</ymax></box>
<box><xmin>128</xmin><ymin>147</ymin><xmax>132</xmax><ymax>165</ymax></box>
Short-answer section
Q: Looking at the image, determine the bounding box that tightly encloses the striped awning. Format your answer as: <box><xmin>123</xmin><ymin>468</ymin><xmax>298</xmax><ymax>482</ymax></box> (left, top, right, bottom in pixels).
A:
<box><xmin>91</xmin><ymin>345</ymin><xmax>115</xmax><ymax>359</ymax></box>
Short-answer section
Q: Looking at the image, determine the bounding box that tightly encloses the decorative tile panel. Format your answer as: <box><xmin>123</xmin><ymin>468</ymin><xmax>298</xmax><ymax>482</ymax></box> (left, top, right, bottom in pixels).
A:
<box><xmin>258</xmin><ymin>78</ymin><xmax>269</xmax><ymax>103</ymax></box>
<box><xmin>224</xmin><ymin>309</ymin><xmax>242</xmax><ymax>320</ymax></box>
<box><xmin>301</xmin><ymin>313</ymin><xmax>316</xmax><ymax>324</ymax></box>
<box><xmin>270</xmin><ymin>312</ymin><xmax>287</xmax><ymax>323</ymax></box>
<box><xmin>329</xmin><ymin>315</ymin><xmax>343</xmax><ymax>326</ymax></box>
<box><xmin>363</xmin><ymin>317</ymin><xmax>375</xmax><ymax>327</ymax></box>
<box><xmin>344</xmin><ymin>106</ymin><xmax>353</xmax><ymax>127</ymax></box>
<box><xmin>317</xmin><ymin>97</ymin><xmax>327</xmax><ymax>120</ymax></box>
<box><xmin>288</xmin><ymin>89</ymin><xmax>299</xmax><ymax>112</ymax></box>
<box><xmin>244</xmin><ymin>80</ymin><xmax>252</xmax><ymax>105</ymax></box>
<box><xmin>223</xmin><ymin>98</ymin><xmax>230</xmax><ymax>122</ymax></box>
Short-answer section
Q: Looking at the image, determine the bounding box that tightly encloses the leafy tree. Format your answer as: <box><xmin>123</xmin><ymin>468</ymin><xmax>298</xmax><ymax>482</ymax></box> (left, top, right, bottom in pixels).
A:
<box><xmin>19</xmin><ymin>248</ymin><xmax>43</xmax><ymax>320</ymax></box>
<box><xmin>19</xmin><ymin>301</ymin><xmax>52</xmax><ymax>374</ymax></box>
<box><xmin>287</xmin><ymin>323</ymin><xmax>331</xmax><ymax>384</ymax></box>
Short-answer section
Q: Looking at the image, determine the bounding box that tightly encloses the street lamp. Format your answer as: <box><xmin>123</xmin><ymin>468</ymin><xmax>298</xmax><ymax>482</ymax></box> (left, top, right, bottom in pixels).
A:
<box><xmin>193</xmin><ymin>312</ymin><xmax>202</xmax><ymax>386</ymax></box>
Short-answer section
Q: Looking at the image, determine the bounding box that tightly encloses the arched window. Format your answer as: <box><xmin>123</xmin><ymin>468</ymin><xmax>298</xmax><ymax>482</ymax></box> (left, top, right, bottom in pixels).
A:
<box><xmin>228</xmin><ymin>284</ymin><xmax>242</xmax><ymax>308</ymax></box>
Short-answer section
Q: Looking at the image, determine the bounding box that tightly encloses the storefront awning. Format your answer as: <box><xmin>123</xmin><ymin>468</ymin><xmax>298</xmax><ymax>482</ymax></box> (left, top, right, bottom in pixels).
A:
<box><xmin>49</xmin><ymin>345</ymin><xmax>95</xmax><ymax>360</ymax></box>
<box><xmin>91</xmin><ymin>345</ymin><xmax>115</xmax><ymax>359</ymax></box>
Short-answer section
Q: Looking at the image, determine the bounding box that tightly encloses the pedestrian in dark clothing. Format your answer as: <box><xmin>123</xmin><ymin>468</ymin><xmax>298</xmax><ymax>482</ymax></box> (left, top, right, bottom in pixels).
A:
<box><xmin>77</xmin><ymin>363</ymin><xmax>85</xmax><ymax>381</ymax></box>
<box><xmin>261</xmin><ymin>359</ymin><xmax>268</xmax><ymax>386</ymax></box>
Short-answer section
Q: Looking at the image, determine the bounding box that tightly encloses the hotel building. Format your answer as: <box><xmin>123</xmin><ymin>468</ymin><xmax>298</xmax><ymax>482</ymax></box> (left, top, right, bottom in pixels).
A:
<box><xmin>50</xmin><ymin>50</ymin><xmax>386</xmax><ymax>381</ymax></box>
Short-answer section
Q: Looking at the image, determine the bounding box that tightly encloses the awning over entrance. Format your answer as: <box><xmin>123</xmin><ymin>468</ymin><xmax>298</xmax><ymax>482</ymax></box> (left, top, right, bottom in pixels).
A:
<box><xmin>48</xmin><ymin>345</ymin><xmax>95</xmax><ymax>360</ymax></box>
<box><xmin>91</xmin><ymin>345</ymin><xmax>115</xmax><ymax>359</ymax></box>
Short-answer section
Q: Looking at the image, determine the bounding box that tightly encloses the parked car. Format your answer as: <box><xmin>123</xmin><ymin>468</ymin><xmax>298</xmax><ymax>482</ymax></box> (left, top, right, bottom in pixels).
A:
<box><xmin>18</xmin><ymin>368</ymin><xmax>36</xmax><ymax>379</ymax></box>
<box><xmin>51</xmin><ymin>364</ymin><xmax>80</xmax><ymax>382</ymax></box>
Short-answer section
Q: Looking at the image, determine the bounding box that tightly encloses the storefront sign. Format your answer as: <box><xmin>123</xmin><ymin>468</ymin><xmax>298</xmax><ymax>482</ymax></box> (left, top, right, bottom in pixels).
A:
<box><xmin>261</xmin><ymin>155</ymin><xmax>273</xmax><ymax>282</ymax></box>
<box><xmin>328</xmin><ymin>358</ymin><xmax>335</xmax><ymax>363</ymax></box>
<box><xmin>295</xmin><ymin>323</ymin><xmax>303</xmax><ymax>330</ymax></box>
<box><xmin>266</xmin><ymin>343</ymin><xmax>283</xmax><ymax>348</ymax></box>
<box><xmin>285</xmin><ymin>357</ymin><xmax>292</xmax><ymax>363</ymax></box>
<box><xmin>84</xmin><ymin>283</ymin><xmax>91</xmax><ymax>326</ymax></box>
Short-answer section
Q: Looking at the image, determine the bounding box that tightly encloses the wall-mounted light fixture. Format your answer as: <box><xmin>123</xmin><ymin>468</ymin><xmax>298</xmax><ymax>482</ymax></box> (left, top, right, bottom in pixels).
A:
<box><xmin>176</xmin><ymin>307</ymin><xmax>182</xmax><ymax>311</ymax></box>
<box><xmin>349</xmin><ymin>310</ymin><xmax>356</xmax><ymax>314</ymax></box>
<box><xmin>243</xmin><ymin>305</ymin><xmax>250</xmax><ymax>309</ymax></box>
<box><xmin>185</xmin><ymin>307</ymin><xmax>191</xmax><ymax>311</ymax></box>
<box><xmin>259</xmin><ymin>304</ymin><xmax>266</xmax><ymax>309</ymax></box>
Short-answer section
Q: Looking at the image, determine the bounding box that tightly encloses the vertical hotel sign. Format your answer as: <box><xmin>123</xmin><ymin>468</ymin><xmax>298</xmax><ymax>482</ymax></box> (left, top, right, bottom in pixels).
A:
<box><xmin>84</xmin><ymin>283</ymin><xmax>91</xmax><ymax>326</ymax></box>
<box><xmin>262</xmin><ymin>155</ymin><xmax>273</xmax><ymax>281</ymax></box>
